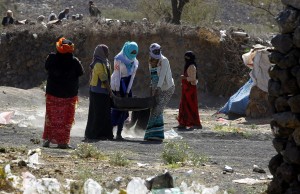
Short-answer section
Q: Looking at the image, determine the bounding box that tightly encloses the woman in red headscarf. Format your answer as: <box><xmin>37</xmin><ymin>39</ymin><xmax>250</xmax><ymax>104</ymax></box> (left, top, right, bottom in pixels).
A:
<box><xmin>176</xmin><ymin>51</ymin><xmax>202</xmax><ymax>130</ymax></box>
<box><xmin>42</xmin><ymin>37</ymin><xmax>84</xmax><ymax>149</ymax></box>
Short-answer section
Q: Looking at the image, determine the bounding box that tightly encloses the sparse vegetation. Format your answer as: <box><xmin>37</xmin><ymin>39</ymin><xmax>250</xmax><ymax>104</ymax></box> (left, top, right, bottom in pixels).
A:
<box><xmin>72</xmin><ymin>143</ymin><xmax>106</xmax><ymax>160</ymax></box>
<box><xmin>162</xmin><ymin>141</ymin><xmax>209</xmax><ymax>167</ymax></box>
<box><xmin>109</xmin><ymin>151</ymin><xmax>130</xmax><ymax>167</ymax></box>
<box><xmin>213</xmin><ymin>124</ymin><xmax>253</xmax><ymax>139</ymax></box>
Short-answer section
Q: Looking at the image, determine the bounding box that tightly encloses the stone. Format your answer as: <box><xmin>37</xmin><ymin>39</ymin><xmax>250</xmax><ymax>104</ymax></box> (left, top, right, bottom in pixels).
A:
<box><xmin>145</xmin><ymin>172</ymin><xmax>174</xmax><ymax>190</ymax></box>
<box><xmin>268</xmin><ymin>51</ymin><xmax>284</xmax><ymax>65</ymax></box>
<box><xmin>271</xmin><ymin>34</ymin><xmax>293</xmax><ymax>54</ymax></box>
<box><xmin>282</xmin><ymin>0</ymin><xmax>300</xmax><ymax>10</ymax></box>
<box><xmin>293</xmin><ymin>26</ymin><xmax>300</xmax><ymax>48</ymax></box>
<box><xmin>268</xmin><ymin>80</ymin><xmax>282</xmax><ymax>97</ymax></box>
<box><xmin>267</xmin><ymin>179</ymin><xmax>286</xmax><ymax>194</ymax></box>
<box><xmin>272</xmin><ymin>137</ymin><xmax>288</xmax><ymax>153</ymax></box>
<box><xmin>277</xmin><ymin>50</ymin><xmax>299</xmax><ymax>69</ymax></box>
<box><xmin>269</xmin><ymin>65</ymin><xmax>282</xmax><ymax>81</ymax></box>
<box><xmin>268</xmin><ymin>95</ymin><xmax>278</xmax><ymax>113</ymax></box>
<box><xmin>292</xmin><ymin>128</ymin><xmax>300</xmax><ymax>146</ymax></box>
<box><xmin>273</xmin><ymin>112</ymin><xmax>300</xmax><ymax>128</ymax></box>
<box><xmin>246</xmin><ymin>86</ymin><xmax>272</xmax><ymax>118</ymax></box>
<box><xmin>276</xmin><ymin>7</ymin><xmax>300</xmax><ymax>34</ymax></box>
<box><xmin>269</xmin><ymin>154</ymin><xmax>283</xmax><ymax>176</ymax></box>
<box><xmin>275</xmin><ymin>96</ymin><xmax>290</xmax><ymax>113</ymax></box>
<box><xmin>288</xmin><ymin>95</ymin><xmax>300</xmax><ymax>113</ymax></box>
<box><xmin>278</xmin><ymin>49</ymin><xmax>300</xmax><ymax>69</ymax></box>
<box><xmin>281</xmin><ymin>78</ymin><xmax>299</xmax><ymax>95</ymax></box>
<box><xmin>271</xmin><ymin>120</ymin><xmax>294</xmax><ymax>138</ymax></box>
<box><xmin>276</xmin><ymin>162</ymin><xmax>297</xmax><ymax>183</ymax></box>
<box><xmin>283</xmin><ymin>139</ymin><xmax>300</xmax><ymax>165</ymax></box>
<box><xmin>291</xmin><ymin>66</ymin><xmax>300</xmax><ymax>77</ymax></box>
<box><xmin>253</xmin><ymin>165</ymin><xmax>266</xmax><ymax>173</ymax></box>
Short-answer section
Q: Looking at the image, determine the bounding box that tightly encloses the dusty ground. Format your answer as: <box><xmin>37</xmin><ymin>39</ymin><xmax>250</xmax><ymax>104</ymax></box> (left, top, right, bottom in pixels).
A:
<box><xmin>0</xmin><ymin>86</ymin><xmax>275</xmax><ymax>193</ymax></box>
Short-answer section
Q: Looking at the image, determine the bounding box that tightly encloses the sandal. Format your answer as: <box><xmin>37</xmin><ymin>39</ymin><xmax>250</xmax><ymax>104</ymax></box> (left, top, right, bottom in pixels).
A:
<box><xmin>42</xmin><ymin>140</ymin><xmax>50</xmax><ymax>148</ymax></box>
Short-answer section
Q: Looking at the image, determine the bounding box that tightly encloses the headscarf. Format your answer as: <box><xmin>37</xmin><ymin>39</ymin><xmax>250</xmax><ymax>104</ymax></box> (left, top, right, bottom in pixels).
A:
<box><xmin>90</xmin><ymin>44</ymin><xmax>109</xmax><ymax>68</ymax></box>
<box><xmin>149</xmin><ymin>43</ymin><xmax>162</xmax><ymax>60</ymax></box>
<box><xmin>115</xmin><ymin>41</ymin><xmax>138</xmax><ymax>75</ymax></box>
<box><xmin>56</xmin><ymin>37</ymin><xmax>74</xmax><ymax>54</ymax></box>
<box><xmin>7</xmin><ymin>10</ymin><xmax>13</xmax><ymax>17</ymax></box>
<box><xmin>184</xmin><ymin>51</ymin><xmax>198</xmax><ymax>78</ymax></box>
<box><xmin>122</xmin><ymin>41</ymin><xmax>138</xmax><ymax>60</ymax></box>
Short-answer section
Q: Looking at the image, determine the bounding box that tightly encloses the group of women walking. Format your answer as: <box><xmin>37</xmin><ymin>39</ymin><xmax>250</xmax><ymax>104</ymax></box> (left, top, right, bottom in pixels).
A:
<box><xmin>42</xmin><ymin>37</ymin><xmax>202</xmax><ymax>149</ymax></box>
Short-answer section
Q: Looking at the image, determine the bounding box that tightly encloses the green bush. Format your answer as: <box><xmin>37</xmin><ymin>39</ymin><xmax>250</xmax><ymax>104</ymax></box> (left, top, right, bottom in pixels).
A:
<box><xmin>162</xmin><ymin>141</ymin><xmax>208</xmax><ymax>166</ymax></box>
<box><xmin>109</xmin><ymin>152</ymin><xmax>130</xmax><ymax>166</ymax></box>
<box><xmin>72</xmin><ymin>143</ymin><xmax>106</xmax><ymax>160</ymax></box>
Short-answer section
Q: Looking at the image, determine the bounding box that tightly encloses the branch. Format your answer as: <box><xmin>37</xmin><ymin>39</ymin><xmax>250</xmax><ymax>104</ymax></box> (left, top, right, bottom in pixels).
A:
<box><xmin>237</xmin><ymin>0</ymin><xmax>276</xmax><ymax>17</ymax></box>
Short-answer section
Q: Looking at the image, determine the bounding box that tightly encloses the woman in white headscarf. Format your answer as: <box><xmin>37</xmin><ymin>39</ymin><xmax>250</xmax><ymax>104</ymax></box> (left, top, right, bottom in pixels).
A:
<box><xmin>144</xmin><ymin>43</ymin><xmax>175</xmax><ymax>141</ymax></box>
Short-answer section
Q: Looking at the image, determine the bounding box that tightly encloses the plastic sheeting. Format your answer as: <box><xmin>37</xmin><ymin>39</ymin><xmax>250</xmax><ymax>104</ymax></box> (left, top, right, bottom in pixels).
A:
<box><xmin>218</xmin><ymin>78</ymin><xmax>254</xmax><ymax>115</ymax></box>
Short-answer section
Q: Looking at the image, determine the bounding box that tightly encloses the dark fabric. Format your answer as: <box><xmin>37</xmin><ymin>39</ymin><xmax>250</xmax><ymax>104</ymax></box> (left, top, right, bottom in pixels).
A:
<box><xmin>45</xmin><ymin>52</ymin><xmax>84</xmax><ymax>98</ymax></box>
<box><xmin>184</xmin><ymin>51</ymin><xmax>198</xmax><ymax>79</ymax></box>
<box><xmin>130</xmin><ymin>109</ymin><xmax>150</xmax><ymax>129</ymax></box>
<box><xmin>177</xmin><ymin>79</ymin><xmax>201</xmax><ymax>127</ymax></box>
<box><xmin>58</xmin><ymin>11</ymin><xmax>68</xmax><ymax>20</ymax></box>
<box><xmin>2</xmin><ymin>17</ymin><xmax>14</xmax><ymax>26</ymax></box>
<box><xmin>111</xmin><ymin>76</ymin><xmax>132</xmax><ymax>134</ymax></box>
<box><xmin>85</xmin><ymin>91</ymin><xmax>113</xmax><ymax>139</ymax></box>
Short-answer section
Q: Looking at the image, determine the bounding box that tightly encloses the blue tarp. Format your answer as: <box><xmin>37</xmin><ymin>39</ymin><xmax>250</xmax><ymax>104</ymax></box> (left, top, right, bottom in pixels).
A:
<box><xmin>218</xmin><ymin>78</ymin><xmax>254</xmax><ymax>115</ymax></box>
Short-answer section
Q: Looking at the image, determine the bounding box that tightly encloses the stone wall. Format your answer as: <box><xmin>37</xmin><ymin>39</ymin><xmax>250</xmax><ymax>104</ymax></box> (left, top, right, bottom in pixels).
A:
<box><xmin>267</xmin><ymin>1</ymin><xmax>300</xmax><ymax>193</ymax></box>
<box><xmin>0</xmin><ymin>21</ymin><xmax>248</xmax><ymax>101</ymax></box>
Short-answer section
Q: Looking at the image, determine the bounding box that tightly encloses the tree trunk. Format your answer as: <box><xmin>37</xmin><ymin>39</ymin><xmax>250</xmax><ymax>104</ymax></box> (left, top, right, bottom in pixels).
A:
<box><xmin>171</xmin><ymin>0</ymin><xmax>189</xmax><ymax>25</ymax></box>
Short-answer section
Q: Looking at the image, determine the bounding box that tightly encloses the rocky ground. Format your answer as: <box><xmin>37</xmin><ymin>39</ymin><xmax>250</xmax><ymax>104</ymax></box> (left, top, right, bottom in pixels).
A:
<box><xmin>0</xmin><ymin>86</ymin><xmax>275</xmax><ymax>193</ymax></box>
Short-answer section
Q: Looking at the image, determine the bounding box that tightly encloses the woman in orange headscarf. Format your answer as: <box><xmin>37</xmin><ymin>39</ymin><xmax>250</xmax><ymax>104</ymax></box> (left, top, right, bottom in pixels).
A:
<box><xmin>42</xmin><ymin>37</ymin><xmax>84</xmax><ymax>149</ymax></box>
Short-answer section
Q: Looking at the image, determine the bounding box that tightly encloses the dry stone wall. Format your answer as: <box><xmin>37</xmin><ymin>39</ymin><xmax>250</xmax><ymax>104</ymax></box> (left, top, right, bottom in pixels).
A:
<box><xmin>267</xmin><ymin>1</ymin><xmax>300</xmax><ymax>193</ymax></box>
<box><xmin>0</xmin><ymin>21</ymin><xmax>248</xmax><ymax>101</ymax></box>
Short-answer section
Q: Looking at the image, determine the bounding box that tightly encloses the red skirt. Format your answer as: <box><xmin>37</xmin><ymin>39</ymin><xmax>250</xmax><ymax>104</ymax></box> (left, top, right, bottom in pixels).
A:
<box><xmin>177</xmin><ymin>79</ymin><xmax>201</xmax><ymax>127</ymax></box>
<box><xmin>43</xmin><ymin>94</ymin><xmax>78</xmax><ymax>144</ymax></box>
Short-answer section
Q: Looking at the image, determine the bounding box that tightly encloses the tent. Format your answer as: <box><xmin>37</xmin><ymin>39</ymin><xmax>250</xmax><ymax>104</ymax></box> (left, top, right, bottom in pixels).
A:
<box><xmin>218</xmin><ymin>45</ymin><xmax>273</xmax><ymax>115</ymax></box>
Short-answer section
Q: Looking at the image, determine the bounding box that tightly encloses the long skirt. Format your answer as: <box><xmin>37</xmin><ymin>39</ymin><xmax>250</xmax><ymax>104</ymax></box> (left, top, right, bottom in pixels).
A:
<box><xmin>144</xmin><ymin>86</ymin><xmax>175</xmax><ymax>140</ymax></box>
<box><xmin>85</xmin><ymin>91</ymin><xmax>113</xmax><ymax>140</ymax></box>
<box><xmin>111</xmin><ymin>76</ymin><xmax>132</xmax><ymax>135</ymax></box>
<box><xmin>177</xmin><ymin>79</ymin><xmax>201</xmax><ymax>127</ymax></box>
<box><xmin>43</xmin><ymin>94</ymin><xmax>77</xmax><ymax>144</ymax></box>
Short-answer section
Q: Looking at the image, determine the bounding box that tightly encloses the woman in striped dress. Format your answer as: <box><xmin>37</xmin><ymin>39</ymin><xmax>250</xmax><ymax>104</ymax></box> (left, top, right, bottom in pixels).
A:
<box><xmin>144</xmin><ymin>43</ymin><xmax>175</xmax><ymax>141</ymax></box>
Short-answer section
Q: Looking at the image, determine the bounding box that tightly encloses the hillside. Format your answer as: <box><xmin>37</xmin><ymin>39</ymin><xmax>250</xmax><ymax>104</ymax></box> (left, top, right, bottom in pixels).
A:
<box><xmin>4</xmin><ymin>0</ymin><xmax>280</xmax><ymax>25</ymax></box>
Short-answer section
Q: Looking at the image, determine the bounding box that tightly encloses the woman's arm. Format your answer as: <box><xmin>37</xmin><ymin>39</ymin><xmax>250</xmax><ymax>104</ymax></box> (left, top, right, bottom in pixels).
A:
<box><xmin>111</xmin><ymin>59</ymin><xmax>121</xmax><ymax>92</ymax></box>
<box><xmin>126</xmin><ymin>61</ymin><xmax>138</xmax><ymax>94</ymax></box>
<box><xmin>156</xmin><ymin>58</ymin><xmax>169</xmax><ymax>89</ymax></box>
<box><xmin>186</xmin><ymin>65</ymin><xmax>198</xmax><ymax>85</ymax></box>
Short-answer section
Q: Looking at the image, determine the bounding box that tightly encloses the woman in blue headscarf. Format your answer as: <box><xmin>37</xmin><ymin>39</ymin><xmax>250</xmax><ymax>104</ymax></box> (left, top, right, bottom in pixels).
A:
<box><xmin>111</xmin><ymin>41</ymin><xmax>139</xmax><ymax>140</ymax></box>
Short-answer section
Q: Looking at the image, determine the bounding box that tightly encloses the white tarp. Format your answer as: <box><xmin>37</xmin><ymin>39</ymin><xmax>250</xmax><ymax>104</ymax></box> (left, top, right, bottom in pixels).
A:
<box><xmin>242</xmin><ymin>45</ymin><xmax>273</xmax><ymax>92</ymax></box>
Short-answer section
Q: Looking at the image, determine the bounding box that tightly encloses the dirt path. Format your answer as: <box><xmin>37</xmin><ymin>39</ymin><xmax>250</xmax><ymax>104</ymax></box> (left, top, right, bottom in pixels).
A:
<box><xmin>0</xmin><ymin>86</ymin><xmax>275</xmax><ymax>193</ymax></box>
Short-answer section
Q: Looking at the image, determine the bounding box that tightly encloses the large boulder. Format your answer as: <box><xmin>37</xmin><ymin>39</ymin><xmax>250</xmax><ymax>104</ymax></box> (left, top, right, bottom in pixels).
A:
<box><xmin>282</xmin><ymin>0</ymin><xmax>300</xmax><ymax>10</ymax></box>
<box><xmin>278</xmin><ymin>49</ymin><xmax>300</xmax><ymax>69</ymax></box>
<box><xmin>271</xmin><ymin>34</ymin><xmax>294</xmax><ymax>54</ymax></box>
<box><xmin>273</xmin><ymin>111</ymin><xmax>300</xmax><ymax>128</ymax></box>
<box><xmin>293</xmin><ymin>26</ymin><xmax>300</xmax><ymax>48</ymax></box>
<box><xmin>276</xmin><ymin>7</ymin><xmax>300</xmax><ymax>34</ymax></box>
<box><xmin>288</xmin><ymin>95</ymin><xmax>300</xmax><ymax>113</ymax></box>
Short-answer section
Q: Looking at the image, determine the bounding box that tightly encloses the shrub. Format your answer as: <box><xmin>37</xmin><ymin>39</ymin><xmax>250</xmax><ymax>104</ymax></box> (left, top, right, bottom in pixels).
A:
<box><xmin>162</xmin><ymin>141</ymin><xmax>208</xmax><ymax>166</ymax></box>
<box><xmin>109</xmin><ymin>152</ymin><xmax>130</xmax><ymax>167</ymax></box>
<box><xmin>72</xmin><ymin>143</ymin><xmax>106</xmax><ymax>160</ymax></box>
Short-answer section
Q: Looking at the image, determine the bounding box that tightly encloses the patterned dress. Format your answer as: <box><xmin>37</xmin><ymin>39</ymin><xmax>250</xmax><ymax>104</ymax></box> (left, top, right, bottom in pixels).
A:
<box><xmin>144</xmin><ymin>67</ymin><xmax>175</xmax><ymax>140</ymax></box>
